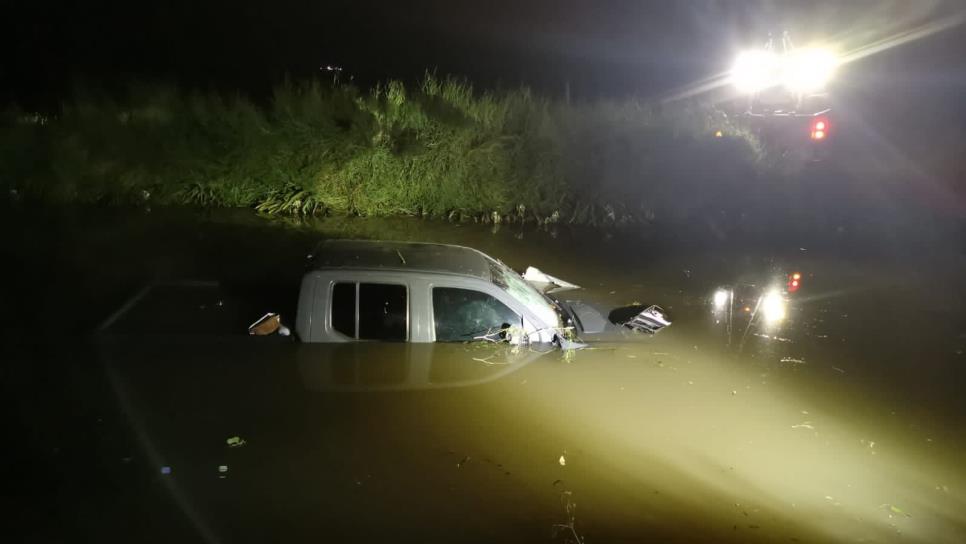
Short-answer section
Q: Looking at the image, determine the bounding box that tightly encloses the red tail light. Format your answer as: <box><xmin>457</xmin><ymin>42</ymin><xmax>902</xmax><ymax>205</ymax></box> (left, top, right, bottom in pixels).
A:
<box><xmin>787</xmin><ymin>272</ymin><xmax>802</xmax><ymax>293</ymax></box>
<box><xmin>810</xmin><ymin>117</ymin><xmax>829</xmax><ymax>141</ymax></box>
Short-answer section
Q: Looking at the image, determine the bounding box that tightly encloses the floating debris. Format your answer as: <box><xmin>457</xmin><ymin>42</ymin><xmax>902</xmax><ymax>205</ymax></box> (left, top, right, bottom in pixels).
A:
<box><xmin>831</xmin><ymin>366</ymin><xmax>846</xmax><ymax>374</ymax></box>
<box><xmin>457</xmin><ymin>456</ymin><xmax>470</xmax><ymax>468</ymax></box>
<box><xmin>160</xmin><ymin>466</ymin><xmax>172</xmax><ymax>475</ymax></box>
<box><xmin>791</xmin><ymin>422</ymin><xmax>815</xmax><ymax>430</ymax></box>
<box><xmin>471</xmin><ymin>355</ymin><xmax>504</xmax><ymax>366</ymax></box>
<box><xmin>558</xmin><ymin>455</ymin><xmax>567</xmax><ymax>466</ymax></box>
<box><xmin>880</xmin><ymin>504</ymin><xmax>911</xmax><ymax>518</ymax></box>
<box><xmin>551</xmin><ymin>489</ymin><xmax>585</xmax><ymax>544</ymax></box>
<box><xmin>226</xmin><ymin>436</ymin><xmax>247</xmax><ymax>448</ymax></box>
<box><xmin>218</xmin><ymin>465</ymin><xmax>229</xmax><ymax>473</ymax></box>
<box><xmin>753</xmin><ymin>333</ymin><xmax>794</xmax><ymax>343</ymax></box>
<box><xmin>780</xmin><ymin>357</ymin><xmax>807</xmax><ymax>365</ymax></box>
<box><xmin>248</xmin><ymin>313</ymin><xmax>282</xmax><ymax>335</ymax></box>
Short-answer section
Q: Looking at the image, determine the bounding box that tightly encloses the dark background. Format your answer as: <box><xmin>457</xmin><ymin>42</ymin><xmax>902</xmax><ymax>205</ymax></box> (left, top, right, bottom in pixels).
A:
<box><xmin>4</xmin><ymin>0</ymin><xmax>966</xmax><ymax>106</ymax></box>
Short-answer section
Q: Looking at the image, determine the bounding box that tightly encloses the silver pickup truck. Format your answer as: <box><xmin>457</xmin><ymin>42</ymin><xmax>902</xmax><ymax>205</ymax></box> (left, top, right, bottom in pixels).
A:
<box><xmin>297</xmin><ymin>240</ymin><xmax>669</xmax><ymax>345</ymax></box>
<box><xmin>101</xmin><ymin>240</ymin><xmax>670</xmax><ymax>346</ymax></box>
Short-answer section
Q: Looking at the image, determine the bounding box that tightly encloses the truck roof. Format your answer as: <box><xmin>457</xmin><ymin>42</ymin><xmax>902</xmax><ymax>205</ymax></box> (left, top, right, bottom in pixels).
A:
<box><xmin>309</xmin><ymin>240</ymin><xmax>494</xmax><ymax>280</ymax></box>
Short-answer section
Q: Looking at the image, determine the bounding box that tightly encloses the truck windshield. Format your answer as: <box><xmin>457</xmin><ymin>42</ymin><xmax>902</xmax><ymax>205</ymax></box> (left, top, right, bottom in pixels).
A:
<box><xmin>485</xmin><ymin>258</ymin><xmax>561</xmax><ymax>330</ymax></box>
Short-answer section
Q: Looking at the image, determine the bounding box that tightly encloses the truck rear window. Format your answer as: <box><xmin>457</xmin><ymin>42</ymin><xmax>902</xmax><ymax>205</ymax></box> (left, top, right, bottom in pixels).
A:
<box><xmin>330</xmin><ymin>282</ymin><xmax>408</xmax><ymax>341</ymax></box>
<box><xmin>331</xmin><ymin>283</ymin><xmax>357</xmax><ymax>338</ymax></box>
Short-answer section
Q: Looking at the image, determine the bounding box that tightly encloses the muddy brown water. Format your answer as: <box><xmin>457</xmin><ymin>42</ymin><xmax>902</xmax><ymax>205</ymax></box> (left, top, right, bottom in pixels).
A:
<box><xmin>5</xmin><ymin>207</ymin><xmax>966</xmax><ymax>543</ymax></box>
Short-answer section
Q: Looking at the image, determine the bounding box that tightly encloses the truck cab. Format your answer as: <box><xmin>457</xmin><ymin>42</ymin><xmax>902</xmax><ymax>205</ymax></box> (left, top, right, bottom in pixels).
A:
<box><xmin>297</xmin><ymin>240</ymin><xmax>564</xmax><ymax>343</ymax></box>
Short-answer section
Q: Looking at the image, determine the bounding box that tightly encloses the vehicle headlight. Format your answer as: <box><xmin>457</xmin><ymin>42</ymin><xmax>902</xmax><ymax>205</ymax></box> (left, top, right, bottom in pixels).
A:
<box><xmin>730</xmin><ymin>50</ymin><xmax>781</xmax><ymax>93</ymax></box>
<box><xmin>782</xmin><ymin>48</ymin><xmax>837</xmax><ymax>93</ymax></box>
<box><xmin>760</xmin><ymin>290</ymin><xmax>786</xmax><ymax>324</ymax></box>
<box><xmin>731</xmin><ymin>47</ymin><xmax>838</xmax><ymax>94</ymax></box>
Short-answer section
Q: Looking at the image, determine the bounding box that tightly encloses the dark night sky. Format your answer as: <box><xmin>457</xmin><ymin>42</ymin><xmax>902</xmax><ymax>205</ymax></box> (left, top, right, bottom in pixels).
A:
<box><xmin>3</xmin><ymin>0</ymin><xmax>966</xmax><ymax>107</ymax></box>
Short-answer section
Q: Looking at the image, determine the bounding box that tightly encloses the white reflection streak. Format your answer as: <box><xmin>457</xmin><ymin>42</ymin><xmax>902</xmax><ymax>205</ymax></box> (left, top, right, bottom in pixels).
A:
<box><xmin>839</xmin><ymin>11</ymin><xmax>966</xmax><ymax>65</ymax></box>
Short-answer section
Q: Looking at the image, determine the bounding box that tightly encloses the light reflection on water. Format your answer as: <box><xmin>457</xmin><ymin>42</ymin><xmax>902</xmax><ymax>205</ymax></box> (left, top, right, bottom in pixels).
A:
<box><xmin>92</xmin><ymin>211</ymin><xmax>966</xmax><ymax>542</ymax></box>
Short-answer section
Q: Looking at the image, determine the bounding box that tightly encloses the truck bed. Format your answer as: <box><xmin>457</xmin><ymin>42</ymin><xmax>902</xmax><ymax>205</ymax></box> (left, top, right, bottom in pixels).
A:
<box><xmin>99</xmin><ymin>280</ymin><xmax>299</xmax><ymax>337</ymax></box>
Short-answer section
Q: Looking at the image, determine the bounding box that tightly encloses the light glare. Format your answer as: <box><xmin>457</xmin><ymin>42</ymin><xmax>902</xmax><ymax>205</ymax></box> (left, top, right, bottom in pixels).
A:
<box><xmin>761</xmin><ymin>290</ymin><xmax>786</xmax><ymax>323</ymax></box>
<box><xmin>713</xmin><ymin>289</ymin><xmax>730</xmax><ymax>310</ymax></box>
<box><xmin>783</xmin><ymin>48</ymin><xmax>837</xmax><ymax>93</ymax></box>
<box><xmin>731</xmin><ymin>47</ymin><xmax>838</xmax><ymax>94</ymax></box>
<box><xmin>731</xmin><ymin>50</ymin><xmax>780</xmax><ymax>92</ymax></box>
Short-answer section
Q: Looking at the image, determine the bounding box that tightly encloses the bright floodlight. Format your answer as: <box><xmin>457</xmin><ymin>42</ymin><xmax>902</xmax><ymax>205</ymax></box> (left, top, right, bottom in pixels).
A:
<box><xmin>760</xmin><ymin>290</ymin><xmax>786</xmax><ymax>324</ymax></box>
<box><xmin>731</xmin><ymin>50</ymin><xmax>780</xmax><ymax>92</ymax></box>
<box><xmin>713</xmin><ymin>289</ymin><xmax>730</xmax><ymax>310</ymax></box>
<box><xmin>782</xmin><ymin>48</ymin><xmax>837</xmax><ymax>93</ymax></box>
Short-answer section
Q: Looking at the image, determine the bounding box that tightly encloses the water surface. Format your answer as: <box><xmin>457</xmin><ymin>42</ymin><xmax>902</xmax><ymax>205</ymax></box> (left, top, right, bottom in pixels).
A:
<box><xmin>6</xmin><ymin>208</ymin><xmax>966</xmax><ymax>543</ymax></box>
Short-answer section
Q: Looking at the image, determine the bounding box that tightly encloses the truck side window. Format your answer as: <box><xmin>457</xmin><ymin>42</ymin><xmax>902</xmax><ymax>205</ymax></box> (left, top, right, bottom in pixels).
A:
<box><xmin>359</xmin><ymin>283</ymin><xmax>407</xmax><ymax>341</ymax></box>
<box><xmin>433</xmin><ymin>287</ymin><xmax>519</xmax><ymax>342</ymax></box>
<box><xmin>331</xmin><ymin>282</ymin><xmax>357</xmax><ymax>338</ymax></box>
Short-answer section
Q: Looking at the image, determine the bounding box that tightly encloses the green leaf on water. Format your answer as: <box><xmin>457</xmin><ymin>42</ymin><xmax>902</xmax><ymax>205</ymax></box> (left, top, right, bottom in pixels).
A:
<box><xmin>880</xmin><ymin>504</ymin><xmax>911</xmax><ymax>517</ymax></box>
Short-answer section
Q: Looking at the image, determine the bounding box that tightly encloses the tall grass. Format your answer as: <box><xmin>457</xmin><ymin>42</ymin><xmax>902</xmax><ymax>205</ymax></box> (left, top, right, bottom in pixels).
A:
<box><xmin>1</xmin><ymin>75</ymin><xmax>763</xmax><ymax>224</ymax></box>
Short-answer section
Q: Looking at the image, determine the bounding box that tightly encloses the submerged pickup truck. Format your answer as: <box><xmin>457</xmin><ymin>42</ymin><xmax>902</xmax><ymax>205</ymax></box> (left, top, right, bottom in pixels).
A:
<box><xmin>100</xmin><ymin>240</ymin><xmax>670</xmax><ymax>346</ymax></box>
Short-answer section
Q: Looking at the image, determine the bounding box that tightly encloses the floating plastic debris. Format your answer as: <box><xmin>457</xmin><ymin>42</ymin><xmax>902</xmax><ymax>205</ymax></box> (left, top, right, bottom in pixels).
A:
<box><xmin>558</xmin><ymin>455</ymin><xmax>567</xmax><ymax>466</ymax></box>
<box><xmin>248</xmin><ymin>313</ymin><xmax>282</xmax><ymax>335</ymax></box>
<box><xmin>226</xmin><ymin>436</ymin><xmax>247</xmax><ymax>448</ymax></box>
<box><xmin>880</xmin><ymin>504</ymin><xmax>911</xmax><ymax>518</ymax></box>
<box><xmin>160</xmin><ymin>466</ymin><xmax>172</xmax><ymax>475</ymax></box>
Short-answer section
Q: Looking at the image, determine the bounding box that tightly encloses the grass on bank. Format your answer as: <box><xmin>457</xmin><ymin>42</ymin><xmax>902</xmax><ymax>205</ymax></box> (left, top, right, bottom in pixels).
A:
<box><xmin>1</xmin><ymin>74</ymin><xmax>763</xmax><ymax>225</ymax></box>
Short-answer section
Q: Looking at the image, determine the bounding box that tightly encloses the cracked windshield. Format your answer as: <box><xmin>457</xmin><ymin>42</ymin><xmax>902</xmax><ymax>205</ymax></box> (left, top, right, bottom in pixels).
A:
<box><xmin>5</xmin><ymin>1</ymin><xmax>966</xmax><ymax>543</ymax></box>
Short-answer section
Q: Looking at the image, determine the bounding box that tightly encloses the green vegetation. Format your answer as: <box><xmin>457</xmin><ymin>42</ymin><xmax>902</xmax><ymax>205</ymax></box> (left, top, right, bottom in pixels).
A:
<box><xmin>1</xmin><ymin>75</ymin><xmax>763</xmax><ymax>224</ymax></box>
